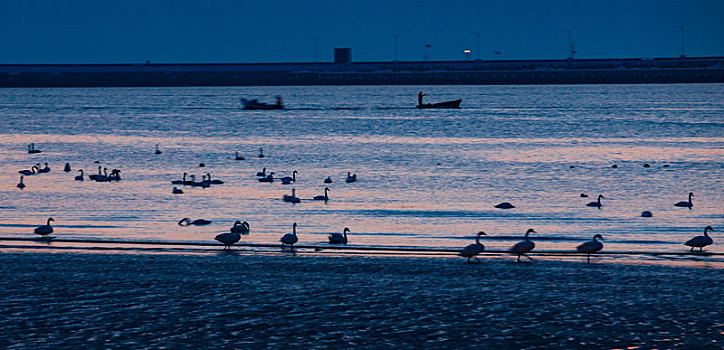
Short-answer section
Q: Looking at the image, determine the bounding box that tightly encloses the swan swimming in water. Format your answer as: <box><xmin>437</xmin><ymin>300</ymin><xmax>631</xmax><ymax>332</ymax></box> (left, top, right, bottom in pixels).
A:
<box><xmin>27</xmin><ymin>143</ymin><xmax>42</xmax><ymax>154</ymax></box>
<box><xmin>172</xmin><ymin>187</ymin><xmax>183</xmax><ymax>194</ymax></box>
<box><xmin>178</xmin><ymin>218</ymin><xmax>212</xmax><ymax>226</ymax></box>
<box><xmin>34</xmin><ymin>217</ymin><xmax>54</xmax><ymax>236</ymax></box>
<box><xmin>75</xmin><ymin>170</ymin><xmax>84</xmax><ymax>181</ymax></box>
<box><xmin>283</xmin><ymin>188</ymin><xmax>301</xmax><ymax>203</ymax></box>
<box><xmin>258</xmin><ymin>172</ymin><xmax>275</xmax><ymax>183</ymax></box>
<box><xmin>171</xmin><ymin>173</ymin><xmax>187</xmax><ymax>185</ymax></box>
<box><xmin>324</xmin><ymin>176</ymin><xmax>333</xmax><ymax>184</ymax></box>
<box><xmin>494</xmin><ymin>202</ymin><xmax>516</xmax><ymax>209</ymax></box>
<box><xmin>17</xmin><ymin>175</ymin><xmax>25</xmax><ymax>189</ymax></box>
<box><xmin>37</xmin><ymin>162</ymin><xmax>51</xmax><ymax>173</ymax></box>
<box><xmin>684</xmin><ymin>226</ymin><xmax>714</xmax><ymax>252</ymax></box>
<box><xmin>329</xmin><ymin>227</ymin><xmax>350</xmax><ymax>244</ymax></box>
<box><xmin>281</xmin><ymin>223</ymin><xmax>299</xmax><ymax>246</ymax></box>
<box><xmin>258</xmin><ymin>148</ymin><xmax>265</xmax><ymax>158</ymax></box>
<box><xmin>18</xmin><ymin>166</ymin><xmax>38</xmax><ymax>176</ymax></box>
<box><xmin>313</xmin><ymin>187</ymin><xmax>330</xmax><ymax>201</ymax></box>
<box><xmin>586</xmin><ymin>194</ymin><xmax>604</xmax><ymax>208</ymax></box>
<box><xmin>64</xmin><ymin>163</ymin><xmax>71</xmax><ymax>172</ymax></box>
<box><xmin>577</xmin><ymin>234</ymin><xmax>604</xmax><ymax>263</ymax></box>
<box><xmin>88</xmin><ymin>166</ymin><xmax>103</xmax><ymax>181</ymax></box>
<box><xmin>345</xmin><ymin>172</ymin><xmax>357</xmax><ymax>183</ymax></box>
<box><xmin>206</xmin><ymin>173</ymin><xmax>224</xmax><ymax>184</ymax></box>
<box><xmin>674</xmin><ymin>192</ymin><xmax>694</xmax><ymax>208</ymax></box>
<box><xmin>510</xmin><ymin>229</ymin><xmax>536</xmax><ymax>262</ymax></box>
<box><xmin>155</xmin><ymin>144</ymin><xmax>162</xmax><ymax>155</ymax></box>
<box><xmin>235</xmin><ymin>151</ymin><xmax>245</xmax><ymax>160</ymax></box>
<box><xmin>460</xmin><ymin>231</ymin><xmax>486</xmax><ymax>264</ymax></box>
<box><xmin>280</xmin><ymin>170</ymin><xmax>297</xmax><ymax>185</ymax></box>
<box><xmin>256</xmin><ymin>168</ymin><xmax>267</xmax><ymax>177</ymax></box>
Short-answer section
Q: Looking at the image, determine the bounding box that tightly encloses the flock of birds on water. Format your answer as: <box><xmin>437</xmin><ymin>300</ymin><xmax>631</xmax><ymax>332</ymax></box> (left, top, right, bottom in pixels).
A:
<box><xmin>15</xmin><ymin>142</ymin><xmax>717</xmax><ymax>264</ymax></box>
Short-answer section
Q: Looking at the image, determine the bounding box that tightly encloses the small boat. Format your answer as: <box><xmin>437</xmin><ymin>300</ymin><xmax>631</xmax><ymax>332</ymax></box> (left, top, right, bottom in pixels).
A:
<box><xmin>416</xmin><ymin>99</ymin><xmax>462</xmax><ymax>109</ymax></box>
<box><xmin>241</xmin><ymin>96</ymin><xmax>284</xmax><ymax>110</ymax></box>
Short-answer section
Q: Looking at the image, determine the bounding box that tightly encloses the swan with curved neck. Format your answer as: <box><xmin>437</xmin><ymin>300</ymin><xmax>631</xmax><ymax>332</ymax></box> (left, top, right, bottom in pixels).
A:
<box><xmin>460</xmin><ymin>231</ymin><xmax>486</xmax><ymax>263</ymax></box>
<box><xmin>576</xmin><ymin>234</ymin><xmax>604</xmax><ymax>263</ymax></box>
<box><xmin>75</xmin><ymin>170</ymin><xmax>84</xmax><ymax>181</ymax></box>
<box><xmin>684</xmin><ymin>226</ymin><xmax>714</xmax><ymax>252</ymax></box>
<box><xmin>586</xmin><ymin>194</ymin><xmax>604</xmax><ymax>208</ymax></box>
<box><xmin>281</xmin><ymin>170</ymin><xmax>297</xmax><ymax>184</ymax></box>
<box><xmin>510</xmin><ymin>229</ymin><xmax>536</xmax><ymax>262</ymax></box>
<box><xmin>281</xmin><ymin>223</ymin><xmax>299</xmax><ymax>246</ymax></box>
<box><xmin>674</xmin><ymin>192</ymin><xmax>694</xmax><ymax>208</ymax></box>
<box><xmin>34</xmin><ymin>217</ymin><xmax>54</xmax><ymax>236</ymax></box>
<box><xmin>329</xmin><ymin>227</ymin><xmax>350</xmax><ymax>244</ymax></box>
<box><xmin>313</xmin><ymin>187</ymin><xmax>330</xmax><ymax>201</ymax></box>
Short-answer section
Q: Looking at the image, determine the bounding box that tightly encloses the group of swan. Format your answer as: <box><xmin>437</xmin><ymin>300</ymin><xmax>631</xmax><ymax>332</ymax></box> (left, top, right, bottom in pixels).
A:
<box><xmin>215</xmin><ymin>221</ymin><xmax>250</xmax><ymax>249</ymax></box>
<box><xmin>282</xmin><ymin>187</ymin><xmax>331</xmax><ymax>203</ymax></box>
<box><xmin>213</xmin><ymin>222</ymin><xmax>349</xmax><ymax>249</ymax></box>
<box><xmin>16</xmin><ymin>163</ymin><xmax>52</xmax><ymax>188</ymax></box>
<box><xmin>461</xmin><ymin>229</ymin><xmax>596</xmax><ymax>264</ymax></box>
<box><xmin>170</xmin><ymin>172</ymin><xmax>223</xmax><ymax>189</ymax></box>
<box><xmin>84</xmin><ymin>167</ymin><xmax>122</xmax><ymax>182</ymax></box>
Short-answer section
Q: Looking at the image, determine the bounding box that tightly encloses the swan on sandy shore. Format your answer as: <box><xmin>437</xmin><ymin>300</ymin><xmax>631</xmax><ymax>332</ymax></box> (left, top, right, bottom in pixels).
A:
<box><xmin>577</xmin><ymin>234</ymin><xmax>604</xmax><ymax>263</ymax></box>
<box><xmin>281</xmin><ymin>223</ymin><xmax>299</xmax><ymax>246</ymax></box>
<box><xmin>586</xmin><ymin>194</ymin><xmax>604</xmax><ymax>208</ymax></box>
<box><xmin>510</xmin><ymin>229</ymin><xmax>536</xmax><ymax>262</ymax></box>
<box><xmin>684</xmin><ymin>226</ymin><xmax>714</xmax><ymax>252</ymax></box>
<box><xmin>329</xmin><ymin>227</ymin><xmax>350</xmax><ymax>244</ymax></box>
<box><xmin>460</xmin><ymin>231</ymin><xmax>486</xmax><ymax>264</ymax></box>
<box><xmin>674</xmin><ymin>192</ymin><xmax>694</xmax><ymax>208</ymax></box>
<box><xmin>34</xmin><ymin>217</ymin><xmax>54</xmax><ymax>236</ymax></box>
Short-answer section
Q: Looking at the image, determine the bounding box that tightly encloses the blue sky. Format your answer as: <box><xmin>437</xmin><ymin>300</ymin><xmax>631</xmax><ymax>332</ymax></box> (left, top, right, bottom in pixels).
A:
<box><xmin>0</xmin><ymin>0</ymin><xmax>722</xmax><ymax>63</ymax></box>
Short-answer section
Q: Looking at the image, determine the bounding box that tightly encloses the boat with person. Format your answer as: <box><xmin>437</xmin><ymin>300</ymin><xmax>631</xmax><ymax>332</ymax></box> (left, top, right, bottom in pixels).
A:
<box><xmin>415</xmin><ymin>91</ymin><xmax>461</xmax><ymax>109</ymax></box>
<box><xmin>240</xmin><ymin>95</ymin><xmax>284</xmax><ymax>110</ymax></box>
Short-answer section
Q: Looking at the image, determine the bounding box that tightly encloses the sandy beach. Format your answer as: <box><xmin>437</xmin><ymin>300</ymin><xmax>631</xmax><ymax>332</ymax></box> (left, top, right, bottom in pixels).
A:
<box><xmin>1</xmin><ymin>251</ymin><xmax>721</xmax><ymax>349</ymax></box>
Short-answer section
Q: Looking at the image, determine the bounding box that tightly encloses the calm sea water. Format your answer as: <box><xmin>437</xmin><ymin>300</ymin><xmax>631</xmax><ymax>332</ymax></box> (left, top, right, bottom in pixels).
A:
<box><xmin>0</xmin><ymin>84</ymin><xmax>722</xmax><ymax>259</ymax></box>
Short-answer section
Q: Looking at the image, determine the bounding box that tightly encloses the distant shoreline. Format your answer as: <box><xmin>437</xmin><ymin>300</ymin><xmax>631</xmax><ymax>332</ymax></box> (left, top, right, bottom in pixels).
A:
<box><xmin>2</xmin><ymin>56</ymin><xmax>723</xmax><ymax>87</ymax></box>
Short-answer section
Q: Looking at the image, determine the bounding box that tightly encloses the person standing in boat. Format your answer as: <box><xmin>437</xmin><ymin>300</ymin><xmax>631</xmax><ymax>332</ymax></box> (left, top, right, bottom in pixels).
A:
<box><xmin>417</xmin><ymin>91</ymin><xmax>427</xmax><ymax>106</ymax></box>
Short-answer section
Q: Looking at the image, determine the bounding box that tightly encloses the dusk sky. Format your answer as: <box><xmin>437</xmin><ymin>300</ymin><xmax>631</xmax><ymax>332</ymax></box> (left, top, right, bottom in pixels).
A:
<box><xmin>1</xmin><ymin>0</ymin><xmax>722</xmax><ymax>63</ymax></box>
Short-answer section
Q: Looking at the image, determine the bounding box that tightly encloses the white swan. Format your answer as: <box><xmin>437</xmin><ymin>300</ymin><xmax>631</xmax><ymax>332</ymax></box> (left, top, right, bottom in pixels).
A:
<box><xmin>685</xmin><ymin>226</ymin><xmax>714</xmax><ymax>252</ymax></box>
<box><xmin>329</xmin><ymin>227</ymin><xmax>349</xmax><ymax>244</ymax></box>
<box><xmin>230</xmin><ymin>221</ymin><xmax>250</xmax><ymax>235</ymax></box>
<box><xmin>280</xmin><ymin>170</ymin><xmax>297</xmax><ymax>185</ymax></box>
<box><xmin>178</xmin><ymin>218</ymin><xmax>212</xmax><ymax>226</ymax></box>
<box><xmin>460</xmin><ymin>231</ymin><xmax>486</xmax><ymax>263</ymax></box>
<box><xmin>17</xmin><ymin>175</ymin><xmax>25</xmax><ymax>189</ymax></box>
<box><xmin>510</xmin><ymin>228</ymin><xmax>536</xmax><ymax>262</ymax></box>
<box><xmin>313</xmin><ymin>187</ymin><xmax>330</xmax><ymax>201</ymax></box>
<box><xmin>215</xmin><ymin>232</ymin><xmax>240</xmax><ymax>250</ymax></box>
<box><xmin>34</xmin><ymin>217</ymin><xmax>54</xmax><ymax>236</ymax></box>
<box><xmin>577</xmin><ymin>234</ymin><xmax>604</xmax><ymax>263</ymax></box>
<box><xmin>586</xmin><ymin>194</ymin><xmax>604</xmax><ymax>208</ymax></box>
<box><xmin>283</xmin><ymin>188</ymin><xmax>301</xmax><ymax>203</ymax></box>
<box><xmin>281</xmin><ymin>223</ymin><xmax>299</xmax><ymax>246</ymax></box>
<box><xmin>674</xmin><ymin>192</ymin><xmax>694</xmax><ymax>208</ymax></box>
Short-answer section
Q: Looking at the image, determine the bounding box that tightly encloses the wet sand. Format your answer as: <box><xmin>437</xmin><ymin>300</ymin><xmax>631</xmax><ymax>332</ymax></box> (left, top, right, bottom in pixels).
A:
<box><xmin>1</xmin><ymin>252</ymin><xmax>722</xmax><ymax>349</ymax></box>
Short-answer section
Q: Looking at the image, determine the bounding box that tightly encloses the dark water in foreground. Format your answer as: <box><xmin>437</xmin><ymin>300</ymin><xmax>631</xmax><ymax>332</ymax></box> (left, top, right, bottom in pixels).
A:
<box><xmin>1</xmin><ymin>252</ymin><xmax>722</xmax><ymax>348</ymax></box>
<box><xmin>0</xmin><ymin>84</ymin><xmax>722</xmax><ymax>262</ymax></box>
